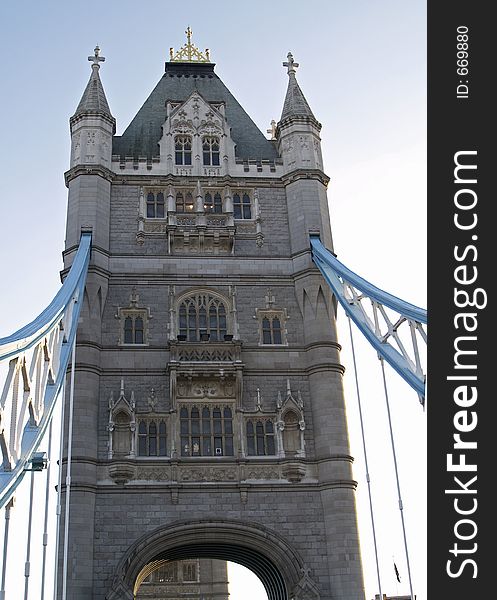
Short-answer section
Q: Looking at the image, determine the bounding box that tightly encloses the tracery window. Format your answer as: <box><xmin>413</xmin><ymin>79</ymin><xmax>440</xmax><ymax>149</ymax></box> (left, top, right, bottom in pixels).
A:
<box><xmin>137</xmin><ymin>419</ymin><xmax>167</xmax><ymax>456</ymax></box>
<box><xmin>146</xmin><ymin>191</ymin><xmax>165</xmax><ymax>218</ymax></box>
<box><xmin>147</xmin><ymin>562</ymin><xmax>177</xmax><ymax>583</ymax></box>
<box><xmin>204</xmin><ymin>191</ymin><xmax>223</xmax><ymax>214</ymax></box>
<box><xmin>178</xmin><ymin>293</ymin><xmax>228</xmax><ymax>342</ymax></box>
<box><xmin>180</xmin><ymin>405</ymin><xmax>234</xmax><ymax>456</ymax></box>
<box><xmin>175</xmin><ymin>135</ymin><xmax>192</xmax><ymax>165</ymax></box>
<box><xmin>246</xmin><ymin>420</ymin><xmax>276</xmax><ymax>456</ymax></box>
<box><xmin>233</xmin><ymin>192</ymin><xmax>252</xmax><ymax>219</ymax></box>
<box><xmin>176</xmin><ymin>191</ymin><xmax>194</xmax><ymax>213</ymax></box>
<box><xmin>182</xmin><ymin>561</ymin><xmax>198</xmax><ymax>582</ymax></box>
<box><xmin>202</xmin><ymin>136</ymin><xmax>220</xmax><ymax>166</ymax></box>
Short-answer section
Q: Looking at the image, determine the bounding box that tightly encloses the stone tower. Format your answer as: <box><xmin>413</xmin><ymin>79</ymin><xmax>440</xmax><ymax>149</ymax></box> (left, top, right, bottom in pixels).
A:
<box><xmin>60</xmin><ymin>33</ymin><xmax>366</xmax><ymax>600</ymax></box>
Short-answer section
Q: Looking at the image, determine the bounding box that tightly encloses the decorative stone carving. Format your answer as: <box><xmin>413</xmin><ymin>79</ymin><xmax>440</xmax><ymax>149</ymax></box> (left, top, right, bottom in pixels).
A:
<box><xmin>107</xmin><ymin>380</ymin><xmax>136</xmax><ymax>460</ymax></box>
<box><xmin>180</xmin><ymin>467</ymin><xmax>237</xmax><ymax>482</ymax></box>
<box><xmin>135</xmin><ymin>466</ymin><xmax>171</xmax><ymax>482</ymax></box>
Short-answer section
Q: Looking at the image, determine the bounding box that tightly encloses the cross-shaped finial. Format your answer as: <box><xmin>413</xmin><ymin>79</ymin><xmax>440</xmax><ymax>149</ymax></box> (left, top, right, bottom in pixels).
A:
<box><xmin>88</xmin><ymin>45</ymin><xmax>105</xmax><ymax>69</ymax></box>
<box><xmin>266</xmin><ymin>119</ymin><xmax>277</xmax><ymax>140</ymax></box>
<box><xmin>283</xmin><ymin>52</ymin><xmax>299</xmax><ymax>75</ymax></box>
<box><xmin>186</xmin><ymin>26</ymin><xmax>193</xmax><ymax>45</ymax></box>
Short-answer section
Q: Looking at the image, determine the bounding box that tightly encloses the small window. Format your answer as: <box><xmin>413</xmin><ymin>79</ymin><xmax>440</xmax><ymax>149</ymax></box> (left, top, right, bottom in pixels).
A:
<box><xmin>176</xmin><ymin>191</ymin><xmax>194</xmax><ymax>213</ymax></box>
<box><xmin>122</xmin><ymin>313</ymin><xmax>147</xmax><ymax>345</ymax></box>
<box><xmin>146</xmin><ymin>191</ymin><xmax>165</xmax><ymax>218</ymax></box>
<box><xmin>203</xmin><ymin>192</ymin><xmax>223</xmax><ymax>214</ymax></box>
<box><xmin>137</xmin><ymin>419</ymin><xmax>167</xmax><ymax>456</ymax></box>
<box><xmin>246</xmin><ymin>420</ymin><xmax>275</xmax><ymax>456</ymax></box>
<box><xmin>175</xmin><ymin>135</ymin><xmax>192</xmax><ymax>165</ymax></box>
<box><xmin>233</xmin><ymin>193</ymin><xmax>252</xmax><ymax>219</ymax></box>
<box><xmin>261</xmin><ymin>315</ymin><xmax>284</xmax><ymax>345</ymax></box>
<box><xmin>202</xmin><ymin>136</ymin><xmax>220</xmax><ymax>166</ymax></box>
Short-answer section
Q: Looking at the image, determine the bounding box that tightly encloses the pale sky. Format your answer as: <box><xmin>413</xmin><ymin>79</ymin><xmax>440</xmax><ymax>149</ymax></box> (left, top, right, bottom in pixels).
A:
<box><xmin>0</xmin><ymin>2</ymin><xmax>426</xmax><ymax>599</ymax></box>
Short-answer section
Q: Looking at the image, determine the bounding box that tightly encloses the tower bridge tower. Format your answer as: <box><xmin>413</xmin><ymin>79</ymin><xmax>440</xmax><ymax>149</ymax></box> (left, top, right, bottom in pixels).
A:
<box><xmin>60</xmin><ymin>32</ymin><xmax>366</xmax><ymax>600</ymax></box>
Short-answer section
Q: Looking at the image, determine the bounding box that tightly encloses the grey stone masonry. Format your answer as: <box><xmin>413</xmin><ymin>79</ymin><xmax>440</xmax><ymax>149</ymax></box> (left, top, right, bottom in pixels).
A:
<box><xmin>58</xmin><ymin>50</ymin><xmax>366</xmax><ymax>600</ymax></box>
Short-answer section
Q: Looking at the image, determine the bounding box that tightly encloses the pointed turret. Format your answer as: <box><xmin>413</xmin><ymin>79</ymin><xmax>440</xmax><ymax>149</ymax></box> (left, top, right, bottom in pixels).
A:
<box><xmin>279</xmin><ymin>53</ymin><xmax>317</xmax><ymax>124</ymax></box>
<box><xmin>276</xmin><ymin>53</ymin><xmax>332</xmax><ymax>254</ymax></box>
<box><xmin>69</xmin><ymin>46</ymin><xmax>116</xmax><ymax>168</ymax></box>
<box><xmin>277</xmin><ymin>53</ymin><xmax>323</xmax><ymax>173</ymax></box>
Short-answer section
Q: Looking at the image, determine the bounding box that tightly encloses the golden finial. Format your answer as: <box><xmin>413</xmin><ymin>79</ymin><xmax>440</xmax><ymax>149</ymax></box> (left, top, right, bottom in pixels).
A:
<box><xmin>169</xmin><ymin>27</ymin><xmax>211</xmax><ymax>63</ymax></box>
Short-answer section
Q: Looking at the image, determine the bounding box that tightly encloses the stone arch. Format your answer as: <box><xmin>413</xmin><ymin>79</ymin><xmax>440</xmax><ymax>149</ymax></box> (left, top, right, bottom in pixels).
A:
<box><xmin>107</xmin><ymin>518</ymin><xmax>309</xmax><ymax>600</ymax></box>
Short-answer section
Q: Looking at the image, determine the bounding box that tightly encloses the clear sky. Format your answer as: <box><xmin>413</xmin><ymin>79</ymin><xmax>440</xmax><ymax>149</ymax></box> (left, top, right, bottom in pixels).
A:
<box><xmin>0</xmin><ymin>1</ymin><xmax>426</xmax><ymax>599</ymax></box>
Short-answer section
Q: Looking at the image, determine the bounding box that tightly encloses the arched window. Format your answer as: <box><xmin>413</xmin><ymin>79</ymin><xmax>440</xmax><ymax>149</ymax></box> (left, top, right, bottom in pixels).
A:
<box><xmin>182</xmin><ymin>561</ymin><xmax>198</xmax><ymax>582</ymax></box>
<box><xmin>176</xmin><ymin>191</ymin><xmax>194</xmax><ymax>213</ymax></box>
<box><xmin>180</xmin><ymin>405</ymin><xmax>234</xmax><ymax>456</ymax></box>
<box><xmin>146</xmin><ymin>191</ymin><xmax>165</xmax><ymax>218</ymax></box>
<box><xmin>202</xmin><ymin>136</ymin><xmax>220</xmax><ymax>166</ymax></box>
<box><xmin>178</xmin><ymin>293</ymin><xmax>228</xmax><ymax>341</ymax></box>
<box><xmin>123</xmin><ymin>314</ymin><xmax>147</xmax><ymax>344</ymax></box>
<box><xmin>137</xmin><ymin>419</ymin><xmax>167</xmax><ymax>456</ymax></box>
<box><xmin>233</xmin><ymin>192</ymin><xmax>252</xmax><ymax>219</ymax></box>
<box><xmin>246</xmin><ymin>420</ymin><xmax>275</xmax><ymax>456</ymax></box>
<box><xmin>175</xmin><ymin>135</ymin><xmax>192</xmax><ymax>165</ymax></box>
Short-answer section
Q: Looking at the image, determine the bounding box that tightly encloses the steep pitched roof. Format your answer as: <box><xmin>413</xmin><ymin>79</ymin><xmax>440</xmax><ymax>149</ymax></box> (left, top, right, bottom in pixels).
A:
<box><xmin>73</xmin><ymin>64</ymin><xmax>114</xmax><ymax>120</ymax></box>
<box><xmin>280</xmin><ymin>72</ymin><xmax>316</xmax><ymax>121</ymax></box>
<box><xmin>112</xmin><ymin>62</ymin><xmax>279</xmax><ymax>161</ymax></box>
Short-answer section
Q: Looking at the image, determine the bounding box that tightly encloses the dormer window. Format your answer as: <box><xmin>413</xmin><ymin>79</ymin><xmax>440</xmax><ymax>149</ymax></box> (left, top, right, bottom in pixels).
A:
<box><xmin>204</xmin><ymin>192</ymin><xmax>223</xmax><ymax>214</ymax></box>
<box><xmin>175</xmin><ymin>135</ymin><xmax>192</xmax><ymax>165</ymax></box>
<box><xmin>233</xmin><ymin>193</ymin><xmax>252</xmax><ymax>219</ymax></box>
<box><xmin>146</xmin><ymin>191</ymin><xmax>165</xmax><ymax>218</ymax></box>
<box><xmin>202</xmin><ymin>136</ymin><xmax>220</xmax><ymax>166</ymax></box>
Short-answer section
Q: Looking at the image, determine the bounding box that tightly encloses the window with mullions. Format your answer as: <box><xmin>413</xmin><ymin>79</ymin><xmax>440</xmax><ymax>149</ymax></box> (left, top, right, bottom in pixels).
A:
<box><xmin>261</xmin><ymin>316</ymin><xmax>283</xmax><ymax>345</ymax></box>
<box><xmin>124</xmin><ymin>315</ymin><xmax>145</xmax><ymax>344</ymax></box>
<box><xmin>178</xmin><ymin>293</ymin><xmax>228</xmax><ymax>341</ymax></box>
<box><xmin>182</xmin><ymin>562</ymin><xmax>198</xmax><ymax>582</ymax></box>
<box><xmin>233</xmin><ymin>193</ymin><xmax>252</xmax><ymax>219</ymax></box>
<box><xmin>137</xmin><ymin>419</ymin><xmax>167</xmax><ymax>456</ymax></box>
<box><xmin>176</xmin><ymin>191</ymin><xmax>194</xmax><ymax>213</ymax></box>
<box><xmin>180</xmin><ymin>405</ymin><xmax>234</xmax><ymax>456</ymax></box>
<box><xmin>246</xmin><ymin>420</ymin><xmax>276</xmax><ymax>456</ymax></box>
<box><xmin>204</xmin><ymin>191</ymin><xmax>223</xmax><ymax>214</ymax></box>
<box><xmin>202</xmin><ymin>136</ymin><xmax>220</xmax><ymax>166</ymax></box>
<box><xmin>146</xmin><ymin>191</ymin><xmax>165</xmax><ymax>218</ymax></box>
<box><xmin>175</xmin><ymin>135</ymin><xmax>192</xmax><ymax>165</ymax></box>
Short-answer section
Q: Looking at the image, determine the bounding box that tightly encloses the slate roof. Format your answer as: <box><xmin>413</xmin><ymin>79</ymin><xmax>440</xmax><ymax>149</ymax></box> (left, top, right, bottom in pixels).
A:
<box><xmin>112</xmin><ymin>62</ymin><xmax>279</xmax><ymax>161</ymax></box>
<box><xmin>73</xmin><ymin>66</ymin><xmax>114</xmax><ymax>120</ymax></box>
<box><xmin>280</xmin><ymin>72</ymin><xmax>316</xmax><ymax>122</ymax></box>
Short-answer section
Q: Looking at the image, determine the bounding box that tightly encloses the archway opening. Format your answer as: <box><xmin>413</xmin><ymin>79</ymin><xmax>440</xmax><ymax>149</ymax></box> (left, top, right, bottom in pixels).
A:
<box><xmin>134</xmin><ymin>544</ymin><xmax>283</xmax><ymax>599</ymax></box>
<box><xmin>134</xmin><ymin>557</ymin><xmax>268</xmax><ymax>599</ymax></box>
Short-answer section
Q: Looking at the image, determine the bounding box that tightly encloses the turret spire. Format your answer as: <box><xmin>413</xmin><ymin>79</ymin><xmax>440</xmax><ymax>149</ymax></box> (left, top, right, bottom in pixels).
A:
<box><xmin>279</xmin><ymin>52</ymin><xmax>317</xmax><ymax>124</ymax></box>
<box><xmin>72</xmin><ymin>45</ymin><xmax>114</xmax><ymax>125</ymax></box>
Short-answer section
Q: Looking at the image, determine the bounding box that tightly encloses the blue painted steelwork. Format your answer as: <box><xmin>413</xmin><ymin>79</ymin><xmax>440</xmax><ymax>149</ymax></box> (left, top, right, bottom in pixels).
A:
<box><xmin>0</xmin><ymin>234</ymin><xmax>91</xmax><ymax>508</ymax></box>
<box><xmin>310</xmin><ymin>235</ymin><xmax>426</xmax><ymax>398</ymax></box>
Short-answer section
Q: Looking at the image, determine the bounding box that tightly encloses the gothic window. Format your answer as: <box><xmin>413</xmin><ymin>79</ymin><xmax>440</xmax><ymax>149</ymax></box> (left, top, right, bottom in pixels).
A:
<box><xmin>257</xmin><ymin>312</ymin><xmax>286</xmax><ymax>345</ymax></box>
<box><xmin>147</xmin><ymin>562</ymin><xmax>177</xmax><ymax>583</ymax></box>
<box><xmin>182</xmin><ymin>561</ymin><xmax>198</xmax><ymax>582</ymax></box>
<box><xmin>180</xmin><ymin>405</ymin><xmax>234</xmax><ymax>456</ymax></box>
<box><xmin>233</xmin><ymin>192</ymin><xmax>251</xmax><ymax>219</ymax></box>
<box><xmin>204</xmin><ymin>191</ymin><xmax>223</xmax><ymax>214</ymax></box>
<box><xmin>137</xmin><ymin>419</ymin><xmax>167</xmax><ymax>456</ymax></box>
<box><xmin>246</xmin><ymin>420</ymin><xmax>276</xmax><ymax>456</ymax></box>
<box><xmin>175</xmin><ymin>135</ymin><xmax>192</xmax><ymax>165</ymax></box>
<box><xmin>178</xmin><ymin>293</ymin><xmax>228</xmax><ymax>341</ymax></box>
<box><xmin>202</xmin><ymin>136</ymin><xmax>220</xmax><ymax>166</ymax></box>
<box><xmin>119</xmin><ymin>309</ymin><xmax>148</xmax><ymax>346</ymax></box>
<box><xmin>146</xmin><ymin>191</ymin><xmax>165</xmax><ymax>218</ymax></box>
<box><xmin>176</xmin><ymin>190</ymin><xmax>194</xmax><ymax>213</ymax></box>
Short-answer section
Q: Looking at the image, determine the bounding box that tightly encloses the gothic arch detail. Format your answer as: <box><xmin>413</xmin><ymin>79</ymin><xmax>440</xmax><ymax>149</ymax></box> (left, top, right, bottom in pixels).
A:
<box><xmin>107</xmin><ymin>519</ymin><xmax>318</xmax><ymax>600</ymax></box>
